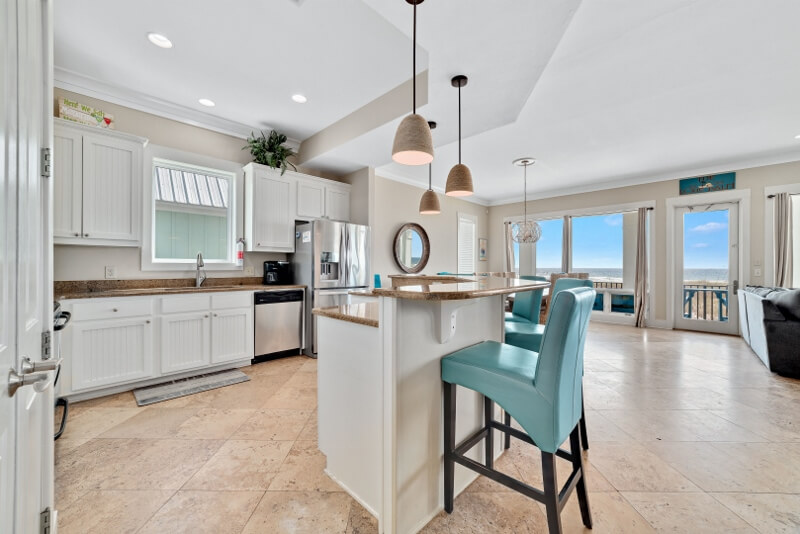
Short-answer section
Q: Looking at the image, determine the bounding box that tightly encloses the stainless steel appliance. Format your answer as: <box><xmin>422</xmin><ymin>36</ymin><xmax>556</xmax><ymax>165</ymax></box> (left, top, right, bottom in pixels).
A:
<box><xmin>291</xmin><ymin>220</ymin><xmax>370</xmax><ymax>357</ymax></box>
<box><xmin>263</xmin><ymin>260</ymin><xmax>293</xmax><ymax>285</ymax></box>
<box><xmin>254</xmin><ymin>289</ymin><xmax>304</xmax><ymax>358</ymax></box>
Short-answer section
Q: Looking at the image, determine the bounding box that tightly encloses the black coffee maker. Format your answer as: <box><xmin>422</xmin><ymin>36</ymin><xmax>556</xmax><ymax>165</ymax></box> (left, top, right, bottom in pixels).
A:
<box><xmin>263</xmin><ymin>261</ymin><xmax>293</xmax><ymax>285</ymax></box>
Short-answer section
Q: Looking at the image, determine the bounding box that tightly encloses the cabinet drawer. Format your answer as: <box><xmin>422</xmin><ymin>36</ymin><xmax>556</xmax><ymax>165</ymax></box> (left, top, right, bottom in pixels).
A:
<box><xmin>71</xmin><ymin>298</ymin><xmax>153</xmax><ymax>321</ymax></box>
<box><xmin>212</xmin><ymin>291</ymin><xmax>252</xmax><ymax>310</ymax></box>
<box><xmin>160</xmin><ymin>294</ymin><xmax>211</xmax><ymax>314</ymax></box>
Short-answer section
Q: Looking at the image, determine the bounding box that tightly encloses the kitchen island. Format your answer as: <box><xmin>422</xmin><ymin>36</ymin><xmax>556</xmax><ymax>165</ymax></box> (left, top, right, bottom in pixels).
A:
<box><xmin>313</xmin><ymin>275</ymin><xmax>549</xmax><ymax>534</ymax></box>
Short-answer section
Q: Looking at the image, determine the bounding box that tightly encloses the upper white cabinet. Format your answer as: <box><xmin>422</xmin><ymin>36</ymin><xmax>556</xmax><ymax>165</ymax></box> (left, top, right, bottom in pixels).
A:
<box><xmin>244</xmin><ymin>163</ymin><xmax>351</xmax><ymax>253</ymax></box>
<box><xmin>53</xmin><ymin>119</ymin><xmax>147</xmax><ymax>246</ymax></box>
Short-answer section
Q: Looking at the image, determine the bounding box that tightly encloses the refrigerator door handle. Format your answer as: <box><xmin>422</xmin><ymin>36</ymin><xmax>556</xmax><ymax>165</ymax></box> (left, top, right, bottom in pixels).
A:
<box><xmin>342</xmin><ymin>224</ymin><xmax>350</xmax><ymax>287</ymax></box>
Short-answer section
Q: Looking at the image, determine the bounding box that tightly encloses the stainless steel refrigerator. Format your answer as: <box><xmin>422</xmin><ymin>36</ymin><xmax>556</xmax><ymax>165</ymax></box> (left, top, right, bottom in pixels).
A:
<box><xmin>291</xmin><ymin>220</ymin><xmax>370</xmax><ymax>357</ymax></box>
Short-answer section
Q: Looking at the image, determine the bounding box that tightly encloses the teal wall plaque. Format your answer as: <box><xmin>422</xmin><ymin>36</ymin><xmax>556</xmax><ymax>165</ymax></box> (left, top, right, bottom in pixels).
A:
<box><xmin>679</xmin><ymin>172</ymin><xmax>736</xmax><ymax>195</ymax></box>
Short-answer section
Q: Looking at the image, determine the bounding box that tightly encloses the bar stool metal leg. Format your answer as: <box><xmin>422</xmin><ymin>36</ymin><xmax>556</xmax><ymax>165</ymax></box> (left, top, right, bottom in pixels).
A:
<box><xmin>541</xmin><ymin>451</ymin><xmax>562</xmax><ymax>534</ymax></box>
<box><xmin>484</xmin><ymin>396</ymin><xmax>494</xmax><ymax>469</ymax></box>
<box><xmin>570</xmin><ymin>425</ymin><xmax>593</xmax><ymax>528</ymax></box>
<box><xmin>504</xmin><ymin>411</ymin><xmax>511</xmax><ymax>450</ymax></box>
<box><xmin>580</xmin><ymin>392</ymin><xmax>589</xmax><ymax>451</ymax></box>
<box><xmin>443</xmin><ymin>381</ymin><xmax>456</xmax><ymax>514</ymax></box>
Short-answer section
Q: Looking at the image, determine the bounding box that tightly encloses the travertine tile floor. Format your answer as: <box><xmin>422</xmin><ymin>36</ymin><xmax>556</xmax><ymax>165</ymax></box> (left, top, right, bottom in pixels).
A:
<box><xmin>55</xmin><ymin>323</ymin><xmax>800</xmax><ymax>533</ymax></box>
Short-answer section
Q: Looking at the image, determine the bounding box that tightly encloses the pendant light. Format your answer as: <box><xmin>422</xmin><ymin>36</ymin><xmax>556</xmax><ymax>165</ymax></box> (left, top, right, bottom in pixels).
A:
<box><xmin>511</xmin><ymin>158</ymin><xmax>542</xmax><ymax>244</ymax></box>
<box><xmin>391</xmin><ymin>0</ymin><xmax>434</xmax><ymax>166</ymax></box>
<box><xmin>419</xmin><ymin>122</ymin><xmax>441</xmax><ymax>214</ymax></box>
<box><xmin>445</xmin><ymin>75</ymin><xmax>474</xmax><ymax>196</ymax></box>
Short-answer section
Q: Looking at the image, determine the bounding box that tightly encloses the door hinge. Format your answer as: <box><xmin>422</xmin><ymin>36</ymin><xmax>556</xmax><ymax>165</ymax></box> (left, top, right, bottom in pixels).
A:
<box><xmin>41</xmin><ymin>331</ymin><xmax>51</xmax><ymax>360</ymax></box>
<box><xmin>40</xmin><ymin>508</ymin><xmax>51</xmax><ymax>534</ymax></box>
<box><xmin>41</xmin><ymin>147</ymin><xmax>51</xmax><ymax>178</ymax></box>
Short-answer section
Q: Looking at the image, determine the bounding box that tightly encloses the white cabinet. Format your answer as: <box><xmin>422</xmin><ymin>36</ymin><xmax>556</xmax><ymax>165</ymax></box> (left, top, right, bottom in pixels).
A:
<box><xmin>244</xmin><ymin>163</ymin><xmax>296</xmax><ymax>252</ymax></box>
<box><xmin>244</xmin><ymin>163</ymin><xmax>351</xmax><ymax>252</ymax></box>
<box><xmin>326</xmin><ymin>184</ymin><xmax>351</xmax><ymax>221</ymax></box>
<box><xmin>53</xmin><ymin>119</ymin><xmax>147</xmax><ymax>246</ymax></box>
<box><xmin>69</xmin><ymin>316</ymin><xmax>154</xmax><ymax>392</ymax></box>
<box><xmin>211</xmin><ymin>307</ymin><xmax>253</xmax><ymax>363</ymax></box>
<box><xmin>160</xmin><ymin>312</ymin><xmax>211</xmax><ymax>374</ymax></box>
<box><xmin>296</xmin><ymin>178</ymin><xmax>326</xmax><ymax>219</ymax></box>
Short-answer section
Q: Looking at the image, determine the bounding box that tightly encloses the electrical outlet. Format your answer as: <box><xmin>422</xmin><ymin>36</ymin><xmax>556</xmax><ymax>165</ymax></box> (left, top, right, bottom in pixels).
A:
<box><xmin>244</xmin><ymin>266</ymin><xmax>255</xmax><ymax>276</ymax></box>
<box><xmin>104</xmin><ymin>265</ymin><xmax>117</xmax><ymax>279</ymax></box>
<box><xmin>754</xmin><ymin>267</ymin><xmax>762</xmax><ymax>277</ymax></box>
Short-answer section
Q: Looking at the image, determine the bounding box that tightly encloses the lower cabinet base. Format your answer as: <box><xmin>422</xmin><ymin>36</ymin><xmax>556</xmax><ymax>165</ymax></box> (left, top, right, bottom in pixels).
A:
<box><xmin>61</xmin><ymin>358</ymin><xmax>252</xmax><ymax>403</ymax></box>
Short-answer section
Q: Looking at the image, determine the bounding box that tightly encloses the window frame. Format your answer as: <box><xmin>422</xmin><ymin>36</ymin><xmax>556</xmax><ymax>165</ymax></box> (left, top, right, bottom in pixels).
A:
<box><xmin>142</xmin><ymin>145</ymin><xmax>244</xmax><ymax>272</ymax></box>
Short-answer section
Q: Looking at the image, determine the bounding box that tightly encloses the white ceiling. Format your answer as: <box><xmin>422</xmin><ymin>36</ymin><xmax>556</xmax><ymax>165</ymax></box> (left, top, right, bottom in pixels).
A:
<box><xmin>54</xmin><ymin>0</ymin><xmax>800</xmax><ymax>204</ymax></box>
<box><xmin>54</xmin><ymin>0</ymin><xmax>424</xmax><ymax>139</ymax></box>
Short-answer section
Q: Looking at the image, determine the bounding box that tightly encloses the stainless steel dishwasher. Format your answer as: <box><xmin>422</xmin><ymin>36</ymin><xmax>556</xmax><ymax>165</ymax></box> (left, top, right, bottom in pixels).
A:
<box><xmin>254</xmin><ymin>289</ymin><xmax>304</xmax><ymax>358</ymax></box>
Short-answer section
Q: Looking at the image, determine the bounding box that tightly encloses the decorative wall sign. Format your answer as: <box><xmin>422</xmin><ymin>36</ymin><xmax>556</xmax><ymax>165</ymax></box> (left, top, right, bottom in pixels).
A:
<box><xmin>479</xmin><ymin>238</ymin><xmax>487</xmax><ymax>261</ymax></box>
<box><xmin>679</xmin><ymin>172</ymin><xmax>735</xmax><ymax>195</ymax></box>
<box><xmin>58</xmin><ymin>97</ymin><xmax>115</xmax><ymax>129</ymax></box>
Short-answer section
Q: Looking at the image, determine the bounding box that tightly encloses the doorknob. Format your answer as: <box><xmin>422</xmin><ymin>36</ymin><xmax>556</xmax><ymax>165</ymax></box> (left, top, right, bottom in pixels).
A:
<box><xmin>733</xmin><ymin>279</ymin><xmax>739</xmax><ymax>295</ymax></box>
<box><xmin>8</xmin><ymin>368</ymin><xmax>51</xmax><ymax>397</ymax></box>
<box><xmin>20</xmin><ymin>356</ymin><xmax>62</xmax><ymax>375</ymax></box>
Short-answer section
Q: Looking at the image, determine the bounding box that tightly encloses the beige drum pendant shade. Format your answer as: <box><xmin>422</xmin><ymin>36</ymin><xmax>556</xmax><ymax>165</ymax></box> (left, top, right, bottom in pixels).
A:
<box><xmin>419</xmin><ymin>189</ymin><xmax>441</xmax><ymax>214</ymax></box>
<box><xmin>445</xmin><ymin>163</ymin><xmax>473</xmax><ymax>197</ymax></box>
<box><xmin>393</xmin><ymin>114</ymin><xmax>434</xmax><ymax>165</ymax></box>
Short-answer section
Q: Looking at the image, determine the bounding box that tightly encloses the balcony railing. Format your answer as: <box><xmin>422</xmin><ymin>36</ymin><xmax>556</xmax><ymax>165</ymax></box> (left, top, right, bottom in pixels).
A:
<box><xmin>682</xmin><ymin>284</ymin><xmax>728</xmax><ymax>321</ymax></box>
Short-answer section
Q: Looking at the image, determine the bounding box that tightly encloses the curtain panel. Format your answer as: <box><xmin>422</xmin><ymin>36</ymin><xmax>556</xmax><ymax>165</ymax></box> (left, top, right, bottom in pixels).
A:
<box><xmin>634</xmin><ymin>208</ymin><xmax>649</xmax><ymax>327</ymax></box>
<box><xmin>774</xmin><ymin>192</ymin><xmax>794</xmax><ymax>288</ymax></box>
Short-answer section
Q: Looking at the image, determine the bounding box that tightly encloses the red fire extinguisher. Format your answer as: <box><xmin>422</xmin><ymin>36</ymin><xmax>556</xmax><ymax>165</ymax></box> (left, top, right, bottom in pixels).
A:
<box><xmin>236</xmin><ymin>238</ymin><xmax>245</xmax><ymax>267</ymax></box>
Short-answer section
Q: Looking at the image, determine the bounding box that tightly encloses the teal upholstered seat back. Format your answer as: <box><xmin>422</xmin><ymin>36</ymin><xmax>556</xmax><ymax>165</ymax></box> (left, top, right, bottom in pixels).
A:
<box><xmin>548</xmin><ymin>278</ymin><xmax>593</xmax><ymax>319</ymax></box>
<box><xmin>534</xmin><ymin>287</ymin><xmax>595</xmax><ymax>448</ymax></box>
<box><xmin>511</xmin><ymin>275</ymin><xmax>547</xmax><ymax>322</ymax></box>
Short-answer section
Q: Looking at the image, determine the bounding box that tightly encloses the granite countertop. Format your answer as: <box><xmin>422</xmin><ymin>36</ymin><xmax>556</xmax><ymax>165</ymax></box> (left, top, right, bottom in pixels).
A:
<box><xmin>372</xmin><ymin>275</ymin><xmax>549</xmax><ymax>301</ymax></box>
<box><xmin>55</xmin><ymin>277</ymin><xmax>306</xmax><ymax>300</ymax></box>
<box><xmin>312</xmin><ymin>302</ymin><xmax>379</xmax><ymax>328</ymax></box>
<box><xmin>348</xmin><ymin>289</ymin><xmax>378</xmax><ymax>297</ymax></box>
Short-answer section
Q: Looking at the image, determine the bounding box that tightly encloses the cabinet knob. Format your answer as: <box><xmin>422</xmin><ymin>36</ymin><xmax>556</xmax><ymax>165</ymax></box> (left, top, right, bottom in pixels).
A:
<box><xmin>257</xmin><ymin>242</ymin><xmax>261</xmax><ymax>246</ymax></box>
<box><xmin>204</xmin><ymin>314</ymin><xmax>209</xmax><ymax>318</ymax></box>
<box><xmin>213</xmin><ymin>313</ymin><xmax>218</xmax><ymax>317</ymax></box>
<box><xmin>146</xmin><ymin>320</ymin><xmax>151</xmax><ymax>324</ymax></box>
<box><xmin>74</xmin><ymin>233</ymin><xmax>80</xmax><ymax>237</ymax></box>
<box><xmin>84</xmin><ymin>233</ymin><xmax>89</xmax><ymax>237</ymax></box>
<box><xmin>112</xmin><ymin>308</ymin><xmax>118</xmax><ymax>312</ymax></box>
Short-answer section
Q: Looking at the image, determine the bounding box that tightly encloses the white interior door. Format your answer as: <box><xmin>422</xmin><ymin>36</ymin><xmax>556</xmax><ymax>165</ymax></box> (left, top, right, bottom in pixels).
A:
<box><xmin>674</xmin><ymin>202</ymin><xmax>739</xmax><ymax>334</ymax></box>
<box><xmin>0</xmin><ymin>0</ymin><xmax>20</xmax><ymax>530</ymax></box>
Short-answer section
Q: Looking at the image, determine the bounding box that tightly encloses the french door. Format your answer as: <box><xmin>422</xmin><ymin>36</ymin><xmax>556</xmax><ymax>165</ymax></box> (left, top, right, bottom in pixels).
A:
<box><xmin>673</xmin><ymin>202</ymin><xmax>739</xmax><ymax>334</ymax></box>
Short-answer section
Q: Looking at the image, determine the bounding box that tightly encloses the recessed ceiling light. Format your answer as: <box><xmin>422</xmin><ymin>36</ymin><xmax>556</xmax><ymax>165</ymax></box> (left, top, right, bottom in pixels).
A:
<box><xmin>147</xmin><ymin>33</ymin><xmax>173</xmax><ymax>49</ymax></box>
<box><xmin>291</xmin><ymin>94</ymin><xmax>308</xmax><ymax>104</ymax></box>
<box><xmin>795</xmin><ymin>134</ymin><xmax>800</xmax><ymax>140</ymax></box>
<box><xmin>198</xmin><ymin>98</ymin><xmax>215</xmax><ymax>107</ymax></box>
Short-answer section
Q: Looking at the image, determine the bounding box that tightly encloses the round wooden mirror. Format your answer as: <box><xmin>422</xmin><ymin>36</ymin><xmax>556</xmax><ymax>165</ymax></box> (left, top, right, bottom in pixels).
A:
<box><xmin>393</xmin><ymin>223</ymin><xmax>430</xmax><ymax>274</ymax></box>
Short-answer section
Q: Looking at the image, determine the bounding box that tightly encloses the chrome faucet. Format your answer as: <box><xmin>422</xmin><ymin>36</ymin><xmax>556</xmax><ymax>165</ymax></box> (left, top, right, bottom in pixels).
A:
<box><xmin>196</xmin><ymin>252</ymin><xmax>207</xmax><ymax>287</ymax></box>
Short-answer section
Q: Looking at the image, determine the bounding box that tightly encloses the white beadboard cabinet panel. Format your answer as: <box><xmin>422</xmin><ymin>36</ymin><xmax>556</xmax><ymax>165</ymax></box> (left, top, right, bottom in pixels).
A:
<box><xmin>81</xmin><ymin>133</ymin><xmax>141</xmax><ymax>243</ymax></box>
<box><xmin>245</xmin><ymin>165</ymin><xmax>296</xmax><ymax>252</ymax></box>
<box><xmin>52</xmin><ymin>126</ymin><xmax>83</xmax><ymax>239</ymax></box>
<box><xmin>325</xmin><ymin>185</ymin><xmax>350</xmax><ymax>221</ymax></box>
<box><xmin>211</xmin><ymin>307</ymin><xmax>253</xmax><ymax>363</ymax></box>
<box><xmin>70</xmin><ymin>317</ymin><xmax>154</xmax><ymax>392</ymax></box>
<box><xmin>296</xmin><ymin>178</ymin><xmax>325</xmax><ymax>220</ymax></box>
<box><xmin>160</xmin><ymin>312</ymin><xmax>211</xmax><ymax>374</ymax></box>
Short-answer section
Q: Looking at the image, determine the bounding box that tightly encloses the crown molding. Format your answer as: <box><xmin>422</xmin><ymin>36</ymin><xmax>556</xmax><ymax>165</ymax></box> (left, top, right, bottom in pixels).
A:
<box><xmin>375</xmin><ymin>168</ymin><xmax>491</xmax><ymax>206</ymax></box>
<box><xmin>487</xmin><ymin>147</ymin><xmax>800</xmax><ymax>206</ymax></box>
<box><xmin>54</xmin><ymin>67</ymin><xmax>301</xmax><ymax>150</ymax></box>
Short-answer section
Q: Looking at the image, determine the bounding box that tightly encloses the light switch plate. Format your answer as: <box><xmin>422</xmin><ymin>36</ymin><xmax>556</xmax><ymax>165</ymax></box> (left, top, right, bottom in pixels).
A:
<box><xmin>104</xmin><ymin>265</ymin><xmax>117</xmax><ymax>279</ymax></box>
<box><xmin>244</xmin><ymin>266</ymin><xmax>254</xmax><ymax>276</ymax></box>
<box><xmin>754</xmin><ymin>267</ymin><xmax>762</xmax><ymax>277</ymax></box>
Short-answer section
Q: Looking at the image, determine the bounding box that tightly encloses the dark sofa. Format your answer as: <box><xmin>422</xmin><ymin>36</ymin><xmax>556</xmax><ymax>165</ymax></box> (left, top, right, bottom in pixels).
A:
<box><xmin>737</xmin><ymin>286</ymin><xmax>800</xmax><ymax>378</ymax></box>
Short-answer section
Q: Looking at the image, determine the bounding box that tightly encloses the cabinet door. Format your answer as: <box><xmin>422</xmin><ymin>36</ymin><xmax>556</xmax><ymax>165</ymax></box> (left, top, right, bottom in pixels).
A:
<box><xmin>160</xmin><ymin>312</ymin><xmax>211</xmax><ymax>374</ymax></box>
<box><xmin>70</xmin><ymin>317</ymin><xmax>154</xmax><ymax>392</ymax></box>
<box><xmin>53</xmin><ymin>127</ymin><xmax>83</xmax><ymax>240</ymax></box>
<box><xmin>296</xmin><ymin>179</ymin><xmax>325</xmax><ymax>220</ymax></box>
<box><xmin>81</xmin><ymin>133</ymin><xmax>142</xmax><ymax>243</ymax></box>
<box><xmin>252</xmin><ymin>170</ymin><xmax>295</xmax><ymax>251</ymax></box>
<box><xmin>326</xmin><ymin>186</ymin><xmax>350</xmax><ymax>222</ymax></box>
<box><xmin>211</xmin><ymin>307</ymin><xmax>253</xmax><ymax>363</ymax></box>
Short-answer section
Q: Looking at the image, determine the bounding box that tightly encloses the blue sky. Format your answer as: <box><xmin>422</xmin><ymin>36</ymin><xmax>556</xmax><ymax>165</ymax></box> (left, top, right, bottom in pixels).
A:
<box><xmin>683</xmin><ymin>209</ymin><xmax>729</xmax><ymax>269</ymax></box>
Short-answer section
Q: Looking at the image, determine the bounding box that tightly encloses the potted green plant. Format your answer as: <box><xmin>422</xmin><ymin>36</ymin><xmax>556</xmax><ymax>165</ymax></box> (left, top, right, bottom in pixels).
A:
<box><xmin>243</xmin><ymin>130</ymin><xmax>297</xmax><ymax>175</ymax></box>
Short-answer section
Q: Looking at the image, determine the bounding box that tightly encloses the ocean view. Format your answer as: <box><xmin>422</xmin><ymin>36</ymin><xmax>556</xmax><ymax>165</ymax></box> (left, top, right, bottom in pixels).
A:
<box><xmin>535</xmin><ymin>267</ymin><xmax>729</xmax><ymax>283</ymax></box>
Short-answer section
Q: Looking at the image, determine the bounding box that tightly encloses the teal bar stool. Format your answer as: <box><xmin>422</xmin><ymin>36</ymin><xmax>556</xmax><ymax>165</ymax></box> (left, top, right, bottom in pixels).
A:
<box><xmin>441</xmin><ymin>288</ymin><xmax>595</xmax><ymax>534</ymax></box>
<box><xmin>504</xmin><ymin>277</ymin><xmax>595</xmax><ymax>451</ymax></box>
<box><xmin>505</xmin><ymin>275</ymin><xmax>547</xmax><ymax>324</ymax></box>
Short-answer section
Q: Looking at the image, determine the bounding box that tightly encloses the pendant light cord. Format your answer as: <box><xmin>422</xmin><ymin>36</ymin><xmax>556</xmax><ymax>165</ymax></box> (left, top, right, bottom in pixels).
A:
<box><xmin>412</xmin><ymin>3</ymin><xmax>417</xmax><ymax>114</ymax></box>
<box><xmin>428</xmin><ymin>163</ymin><xmax>432</xmax><ymax>190</ymax></box>
<box><xmin>523</xmin><ymin>164</ymin><xmax>528</xmax><ymax>223</ymax></box>
<box><xmin>458</xmin><ymin>85</ymin><xmax>462</xmax><ymax>164</ymax></box>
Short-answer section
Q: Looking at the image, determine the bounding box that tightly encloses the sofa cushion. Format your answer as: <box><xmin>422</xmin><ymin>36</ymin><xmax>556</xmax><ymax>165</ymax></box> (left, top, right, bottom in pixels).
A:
<box><xmin>768</xmin><ymin>289</ymin><xmax>800</xmax><ymax>322</ymax></box>
<box><xmin>745</xmin><ymin>286</ymin><xmax>788</xmax><ymax>298</ymax></box>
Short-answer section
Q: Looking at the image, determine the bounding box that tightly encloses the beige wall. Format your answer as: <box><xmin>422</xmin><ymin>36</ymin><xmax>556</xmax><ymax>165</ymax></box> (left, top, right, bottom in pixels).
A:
<box><xmin>372</xmin><ymin>176</ymin><xmax>489</xmax><ymax>286</ymax></box>
<box><xmin>52</xmin><ymin>88</ymin><xmax>341</xmax><ymax>281</ymax></box>
<box><xmin>487</xmin><ymin>159</ymin><xmax>800</xmax><ymax>322</ymax></box>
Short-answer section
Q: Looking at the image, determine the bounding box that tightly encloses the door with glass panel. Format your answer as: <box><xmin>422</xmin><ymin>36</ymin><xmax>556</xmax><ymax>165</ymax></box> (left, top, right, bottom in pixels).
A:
<box><xmin>674</xmin><ymin>203</ymin><xmax>739</xmax><ymax>334</ymax></box>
